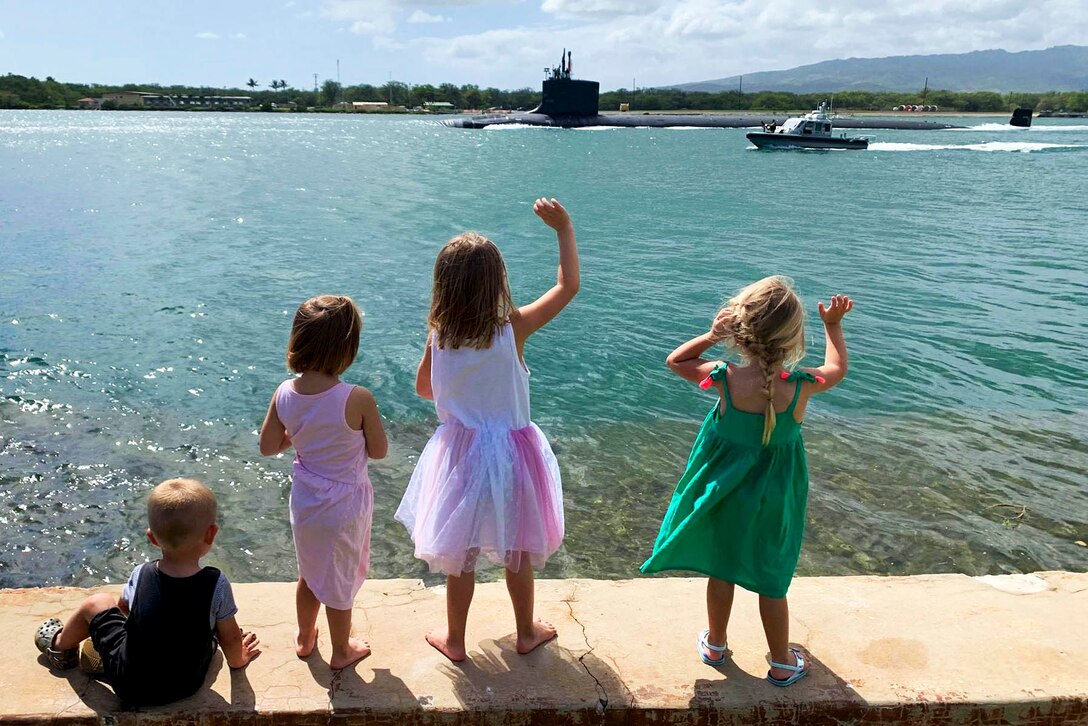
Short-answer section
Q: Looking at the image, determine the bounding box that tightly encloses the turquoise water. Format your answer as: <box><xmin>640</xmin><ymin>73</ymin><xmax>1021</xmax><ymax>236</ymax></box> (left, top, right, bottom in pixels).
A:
<box><xmin>1</xmin><ymin>111</ymin><xmax>1086</xmax><ymax>588</ymax></box>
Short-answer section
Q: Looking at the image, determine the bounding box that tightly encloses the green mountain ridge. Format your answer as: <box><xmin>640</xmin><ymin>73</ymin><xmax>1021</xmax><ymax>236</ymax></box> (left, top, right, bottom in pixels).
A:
<box><xmin>671</xmin><ymin>46</ymin><xmax>1088</xmax><ymax>94</ymax></box>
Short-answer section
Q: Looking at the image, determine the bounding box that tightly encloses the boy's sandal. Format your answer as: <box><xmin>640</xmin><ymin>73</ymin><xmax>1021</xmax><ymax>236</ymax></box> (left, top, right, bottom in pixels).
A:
<box><xmin>34</xmin><ymin>618</ymin><xmax>78</xmax><ymax>670</ymax></box>
<box><xmin>697</xmin><ymin>629</ymin><xmax>729</xmax><ymax>666</ymax></box>
<box><xmin>766</xmin><ymin>647</ymin><xmax>807</xmax><ymax>687</ymax></box>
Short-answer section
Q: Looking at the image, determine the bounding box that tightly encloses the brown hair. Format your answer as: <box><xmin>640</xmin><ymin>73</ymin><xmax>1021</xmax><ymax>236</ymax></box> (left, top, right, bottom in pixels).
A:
<box><xmin>429</xmin><ymin>232</ymin><xmax>515</xmax><ymax>350</ymax></box>
<box><xmin>713</xmin><ymin>276</ymin><xmax>806</xmax><ymax>446</ymax></box>
<box><xmin>286</xmin><ymin>295</ymin><xmax>362</xmax><ymax>375</ymax></box>
<box><xmin>147</xmin><ymin>478</ymin><xmax>217</xmax><ymax>549</ymax></box>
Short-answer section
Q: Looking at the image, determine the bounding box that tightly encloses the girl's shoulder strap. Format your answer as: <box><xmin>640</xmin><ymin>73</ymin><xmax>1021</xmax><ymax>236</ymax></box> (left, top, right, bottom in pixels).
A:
<box><xmin>272</xmin><ymin>378</ymin><xmax>294</xmax><ymax>413</ymax></box>
<box><xmin>780</xmin><ymin>369</ymin><xmax>823</xmax><ymax>384</ymax></box>
<box><xmin>698</xmin><ymin>362</ymin><xmax>729</xmax><ymax>391</ymax></box>
<box><xmin>780</xmin><ymin>369</ymin><xmax>825</xmax><ymax>411</ymax></box>
<box><xmin>273</xmin><ymin>378</ymin><xmax>292</xmax><ymax>401</ymax></box>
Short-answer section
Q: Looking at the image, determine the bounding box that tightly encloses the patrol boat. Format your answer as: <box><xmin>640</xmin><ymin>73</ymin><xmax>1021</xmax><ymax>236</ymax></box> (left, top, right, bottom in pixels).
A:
<box><xmin>745</xmin><ymin>102</ymin><xmax>869</xmax><ymax>150</ymax></box>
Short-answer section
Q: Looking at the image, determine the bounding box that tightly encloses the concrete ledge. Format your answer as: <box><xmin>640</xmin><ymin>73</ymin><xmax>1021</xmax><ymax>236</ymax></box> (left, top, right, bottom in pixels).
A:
<box><xmin>2</xmin><ymin>572</ymin><xmax>1085</xmax><ymax>724</ymax></box>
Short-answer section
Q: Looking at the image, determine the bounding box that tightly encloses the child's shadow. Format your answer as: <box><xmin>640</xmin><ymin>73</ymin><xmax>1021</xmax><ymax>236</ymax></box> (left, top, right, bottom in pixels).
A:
<box><xmin>304</xmin><ymin>645</ymin><xmax>422</xmax><ymax>718</ymax></box>
<box><xmin>441</xmin><ymin>634</ymin><xmax>626</xmax><ymax>716</ymax></box>
<box><xmin>42</xmin><ymin>649</ymin><xmax>257</xmax><ymax>716</ymax></box>
<box><xmin>690</xmin><ymin>647</ymin><xmax>867</xmax><ymax>718</ymax></box>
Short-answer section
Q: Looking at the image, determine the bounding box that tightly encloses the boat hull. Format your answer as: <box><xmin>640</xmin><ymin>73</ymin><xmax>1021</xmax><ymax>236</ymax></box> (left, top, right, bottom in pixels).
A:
<box><xmin>746</xmin><ymin>132</ymin><xmax>869</xmax><ymax>150</ymax></box>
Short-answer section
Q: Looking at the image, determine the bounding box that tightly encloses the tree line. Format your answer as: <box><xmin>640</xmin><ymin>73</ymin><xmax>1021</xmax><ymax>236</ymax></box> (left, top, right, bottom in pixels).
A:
<box><xmin>600</xmin><ymin>88</ymin><xmax>1088</xmax><ymax>113</ymax></box>
<box><xmin>2</xmin><ymin>73</ymin><xmax>1085</xmax><ymax>113</ymax></box>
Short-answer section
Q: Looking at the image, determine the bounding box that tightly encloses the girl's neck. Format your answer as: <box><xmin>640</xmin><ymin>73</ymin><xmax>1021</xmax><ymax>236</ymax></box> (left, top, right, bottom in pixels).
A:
<box><xmin>294</xmin><ymin>371</ymin><xmax>341</xmax><ymax>394</ymax></box>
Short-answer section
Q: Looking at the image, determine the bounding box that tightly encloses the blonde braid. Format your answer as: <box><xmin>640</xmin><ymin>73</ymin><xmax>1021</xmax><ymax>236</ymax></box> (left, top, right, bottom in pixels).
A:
<box><xmin>746</xmin><ymin>340</ymin><xmax>779</xmax><ymax>446</ymax></box>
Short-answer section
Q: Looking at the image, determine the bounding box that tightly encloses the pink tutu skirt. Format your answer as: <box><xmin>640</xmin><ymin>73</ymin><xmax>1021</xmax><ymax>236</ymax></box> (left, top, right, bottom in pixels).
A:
<box><xmin>395</xmin><ymin>420</ymin><xmax>564</xmax><ymax>576</ymax></box>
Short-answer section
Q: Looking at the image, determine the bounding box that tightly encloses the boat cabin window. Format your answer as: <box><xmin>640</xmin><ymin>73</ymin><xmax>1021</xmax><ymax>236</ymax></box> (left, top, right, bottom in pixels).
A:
<box><xmin>802</xmin><ymin>122</ymin><xmax>814</xmax><ymax>135</ymax></box>
<box><xmin>822</xmin><ymin>123</ymin><xmax>831</xmax><ymax>133</ymax></box>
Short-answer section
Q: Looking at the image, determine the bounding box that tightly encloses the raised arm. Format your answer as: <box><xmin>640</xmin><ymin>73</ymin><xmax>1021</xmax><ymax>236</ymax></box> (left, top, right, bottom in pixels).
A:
<box><xmin>511</xmin><ymin>198</ymin><xmax>580</xmax><ymax>343</ymax></box>
<box><xmin>665</xmin><ymin>309</ymin><xmax>732</xmax><ymax>385</ymax></box>
<box><xmin>258</xmin><ymin>396</ymin><xmax>292</xmax><ymax>456</ymax></box>
<box><xmin>803</xmin><ymin>294</ymin><xmax>853</xmax><ymax>393</ymax></box>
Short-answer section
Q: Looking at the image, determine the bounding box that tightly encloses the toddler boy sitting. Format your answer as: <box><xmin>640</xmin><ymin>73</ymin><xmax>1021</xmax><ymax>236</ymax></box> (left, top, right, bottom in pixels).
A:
<box><xmin>35</xmin><ymin>478</ymin><xmax>260</xmax><ymax>706</ymax></box>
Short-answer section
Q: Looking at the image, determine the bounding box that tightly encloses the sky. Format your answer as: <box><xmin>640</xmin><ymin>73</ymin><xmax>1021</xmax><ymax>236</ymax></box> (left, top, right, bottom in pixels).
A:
<box><xmin>1</xmin><ymin>0</ymin><xmax>1085</xmax><ymax>91</ymax></box>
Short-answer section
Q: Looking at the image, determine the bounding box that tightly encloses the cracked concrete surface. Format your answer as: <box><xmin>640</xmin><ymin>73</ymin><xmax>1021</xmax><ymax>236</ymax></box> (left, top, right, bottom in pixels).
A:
<box><xmin>2</xmin><ymin>572</ymin><xmax>1086</xmax><ymax>724</ymax></box>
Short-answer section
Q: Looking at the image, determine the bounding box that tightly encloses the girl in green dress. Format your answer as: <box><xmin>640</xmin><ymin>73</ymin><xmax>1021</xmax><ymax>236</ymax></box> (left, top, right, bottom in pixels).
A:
<box><xmin>641</xmin><ymin>276</ymin><xmax>852</xmax><ymax>686</ymax></box>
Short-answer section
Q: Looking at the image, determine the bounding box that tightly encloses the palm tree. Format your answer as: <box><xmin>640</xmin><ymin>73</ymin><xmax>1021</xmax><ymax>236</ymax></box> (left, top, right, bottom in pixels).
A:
<box><xmin>279</xmin><ymin>79</ymin><xmax>288</xmax><ymax>91</ymax></box>
<box><xmin>268</xmin><ymin>80</ymin><xmax>279</xmax><ymax>91</ymax></box>
<box><xmin>246</xmin><ymin>78</ymin><xmax>258</xmax><ymax>90</ymax></box>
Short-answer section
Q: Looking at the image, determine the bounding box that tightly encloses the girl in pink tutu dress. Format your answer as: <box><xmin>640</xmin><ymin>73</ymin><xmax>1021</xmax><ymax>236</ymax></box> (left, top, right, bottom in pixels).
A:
<box><xmin>396</xmin><ymin>198</ymin><xmax>579</xmax><ymax>662</ymax></box>
<box><xmin>259</xmin><ymin>295</ymin><xmax>388</xmax><ymax>670</ymax></box>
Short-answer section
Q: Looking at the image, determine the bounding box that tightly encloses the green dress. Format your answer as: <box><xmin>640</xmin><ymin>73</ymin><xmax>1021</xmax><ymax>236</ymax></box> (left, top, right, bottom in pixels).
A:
<box><xmin>640</xmin><ymin>363</ymin><xmax>815</xmax><ymax>598</ymax></box>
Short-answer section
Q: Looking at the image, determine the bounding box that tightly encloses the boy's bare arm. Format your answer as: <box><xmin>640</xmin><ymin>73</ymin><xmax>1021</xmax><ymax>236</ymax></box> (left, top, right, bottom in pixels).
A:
<box><xmin>216</xmin><ymin>616</ymin><xmax>261</xmax><ymax>669</ymax></box>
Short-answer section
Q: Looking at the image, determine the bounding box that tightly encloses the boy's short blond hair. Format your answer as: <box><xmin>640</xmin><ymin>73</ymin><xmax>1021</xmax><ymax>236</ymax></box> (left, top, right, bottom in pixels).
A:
<box><xmin>147</xmin><ymin>478</ymin><xmax>217</xmax><ymax>549</ymax></box>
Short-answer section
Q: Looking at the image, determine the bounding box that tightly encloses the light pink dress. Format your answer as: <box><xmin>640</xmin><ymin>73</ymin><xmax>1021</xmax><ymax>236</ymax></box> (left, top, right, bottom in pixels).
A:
<box><xmin>396</xmin><ymin>322</ymin><xmax>564</xmax><ymax>576</ymax></box>
<box><xmin>274</xmin><ymin>380</ymin><xmax>373</xmax><ymax>610</ymax></box>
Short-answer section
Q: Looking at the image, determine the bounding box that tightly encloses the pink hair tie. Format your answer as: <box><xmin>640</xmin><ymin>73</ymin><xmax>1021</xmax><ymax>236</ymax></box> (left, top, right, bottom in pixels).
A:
<box><xmin>815</xmin><ymin>375</ymin><xmax>826</xmax><ymax>384</ymax></box>
<box><xmin>699</xmin><ymin>376</ymin><xmax>714</xmax><ymax>390</ymax></box>
<box><xmin>779</xmin><ymin>371</ymin><xmax>790</xmax><ymax>380</ymax></box>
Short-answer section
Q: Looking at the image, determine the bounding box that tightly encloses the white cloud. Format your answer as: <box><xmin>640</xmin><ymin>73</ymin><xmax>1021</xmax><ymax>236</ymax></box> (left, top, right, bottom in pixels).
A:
<box><xmin>322</xmin><ymin>0</ymin><xmax>513</xmax><ymax>35</ymax></box>
<box><xmin>408</xmin><ymin>10</ymin><xmax>448</xmax><ymax>23</ymax></box>
<box><xmin>540</xmin><ymin>0</ymin><xmax>665</xmax><ymax>20</ymax></box>
<box><xmin>351</xmin><ymin>17</ymin><xmax>397</xmax><ymax>35</ymax></box>
<box><xmin>407</xmin><ymin>0</ymin><xmax>1087</xmax><ymax>89</ymax></box>
<box><xmin>195</xmin><ymin>30</ymin><xmax>247</xmax><ymax>41</ymax></box>
<box><xmin>323</xmin><ymin>1</ymin><xmax>398</xmax><ymax>35</ymax></box>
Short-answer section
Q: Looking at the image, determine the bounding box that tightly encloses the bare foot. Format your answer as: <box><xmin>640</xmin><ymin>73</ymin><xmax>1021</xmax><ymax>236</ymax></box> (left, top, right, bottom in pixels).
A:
<box><xmin>516</xmin><ymin>619</ymin><xmax>557</xmax><ymax>655</ymax></box>
<box><xmin>295</xmin><ymin>627</ymin><xmax>318</xmax><ymax>658</ymax></box>
<box><xmin>425</xmin><ymin>626</ymin><xmax>467</xmax><ymax>663</ymax></box>
<box><xmin>329</xmin><ymin>637</ymin><xmax>371</xmax><ymax>669</ymax></box>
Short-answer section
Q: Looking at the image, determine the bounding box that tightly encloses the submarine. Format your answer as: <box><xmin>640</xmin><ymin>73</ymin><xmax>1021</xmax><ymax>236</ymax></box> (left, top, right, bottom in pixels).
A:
<box><xmin>445</xmin><ymin>51</ymin><xmax>964</xmax><ymax>131</ymax></box>
<box><xmin>1009</xmin><ymin>107</ymin><xmax>1033</xmax><ymax>127</ymax></box>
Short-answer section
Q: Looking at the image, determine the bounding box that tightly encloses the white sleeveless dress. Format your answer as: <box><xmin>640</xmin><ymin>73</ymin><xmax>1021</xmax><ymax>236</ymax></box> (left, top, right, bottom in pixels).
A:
<box><xmin>395</xmin><ymin>322</ymin><xmax>564</xmax><ymax>576</ymax></box>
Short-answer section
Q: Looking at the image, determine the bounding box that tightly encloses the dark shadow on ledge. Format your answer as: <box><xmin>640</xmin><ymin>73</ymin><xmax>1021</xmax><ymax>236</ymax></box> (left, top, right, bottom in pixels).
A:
<box><xmin>304</xmin><ymin>644</ymin><xmax>423</xmax><ymax>722</ymax></box>
<box><xmin>45</xmin><ymin>648</ymin><xmax>259</xmax><ymax>719</ymax></box>
<box><xmin>685</xmin><ymin>646</ymin><xmax>870</xmax><ymax>724</ymax></box>
<box><xmin>440</xmin><ymin>633</ymin><xmax>628</xmax><ymax>723</ymax></box>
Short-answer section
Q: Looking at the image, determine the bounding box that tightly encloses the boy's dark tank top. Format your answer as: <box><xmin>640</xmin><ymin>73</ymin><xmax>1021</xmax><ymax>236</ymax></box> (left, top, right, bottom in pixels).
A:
<box><xmin>123</xmin><ymin>564</ymin><xmax>220</xmax><ymax>701</ymax></box>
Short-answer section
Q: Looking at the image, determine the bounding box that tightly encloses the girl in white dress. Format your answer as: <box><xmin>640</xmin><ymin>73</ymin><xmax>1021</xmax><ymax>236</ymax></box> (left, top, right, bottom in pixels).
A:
<box><xmin>396</xmin><ymin>198</ymin><xmax>579</xmax><ymax>662</ymax></box>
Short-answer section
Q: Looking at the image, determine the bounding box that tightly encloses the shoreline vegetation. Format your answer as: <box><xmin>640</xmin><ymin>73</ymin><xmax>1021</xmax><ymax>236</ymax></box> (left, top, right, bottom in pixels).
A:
<box><xmin>3</xmin><ymin>73</ymin><xmax>1087</xmax><ymax>114</ymax></box>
